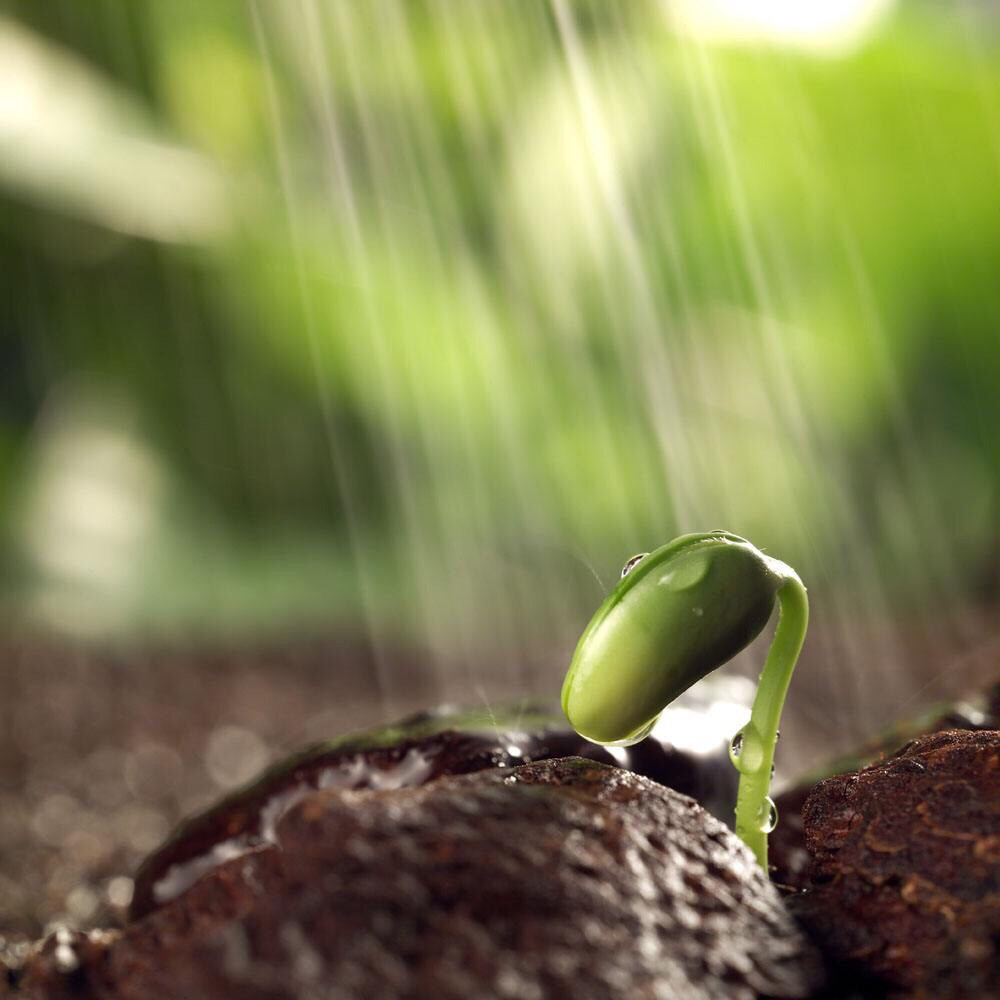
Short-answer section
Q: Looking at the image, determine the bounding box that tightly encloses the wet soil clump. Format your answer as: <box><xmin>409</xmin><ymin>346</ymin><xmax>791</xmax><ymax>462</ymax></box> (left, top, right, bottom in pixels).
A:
<box><xmin>127</xmin><ymin>704</ymin><xmax>738</xmax><ymax>921</ymax></box>
<box><xmin>5</xmin><ymin>759</ymin><xmax>824</xmax><ymax>1000</ymax></box>
<box><xmin>792</xmin><ymin>729</ymin><xmax>1000</xmax><ymax>998</ymax></box>
<box><xmin>770</xmin><ymin>684</ymin><xmax>1000</xmax><ymax>891</ymax></box>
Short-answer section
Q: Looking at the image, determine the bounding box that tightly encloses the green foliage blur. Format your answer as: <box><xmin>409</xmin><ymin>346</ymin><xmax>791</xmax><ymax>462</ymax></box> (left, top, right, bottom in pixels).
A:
<box><xmin>1</xmin><ymin>0</ymin><xmax>997</xmax><ymax>655</ymax></box>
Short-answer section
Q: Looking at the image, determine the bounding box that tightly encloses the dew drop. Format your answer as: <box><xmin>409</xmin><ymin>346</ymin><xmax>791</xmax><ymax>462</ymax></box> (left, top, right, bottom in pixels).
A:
<box><xmin>620</xmin><ymin>553</ymin><xmax>648</xmax><ymax>578</ymax></box>
<box><xmin>599</xmin><ymin>717</ymin><xmax>657</xmax><ymax>748</ymax></box>
<box><xmin>728</xmin><ymin>724</ymin><xmax>765</xmax><ymax>774</ymax></box>
<box><xmin>658</xmin><ymin>552</ymin><xmax>711</xmax><ymax>592</ymax></box>
<box><xmin>757</xmin><ymin>797</ymin><xmax>778</xmax><ymax>833</ymax></box>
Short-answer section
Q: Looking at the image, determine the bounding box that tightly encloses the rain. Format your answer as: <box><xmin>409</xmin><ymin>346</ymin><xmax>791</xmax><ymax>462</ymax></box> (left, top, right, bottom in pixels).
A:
<box><xmin>0</xmin><ymin>0</ymin><xmax>998</xmax><ymax>950</ymax></box>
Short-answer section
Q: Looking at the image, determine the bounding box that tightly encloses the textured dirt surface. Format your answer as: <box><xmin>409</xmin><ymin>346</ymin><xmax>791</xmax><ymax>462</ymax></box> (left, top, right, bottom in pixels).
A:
<box><xmin>769</xmin><ymin>684</ymin><xmax>1000</xmax><ymax>891</ymax></box>
<box><xmin>6</xmin><ymin>758</ymin><xmax>824</xmax><ymax>1000</ymax></box>
<box><xmin>0</xmin><ymin>630</ymin><xmax>437</xmax><ymax>943</ymax></box>
<box><xmin>127</xmin><ymin>704</ymin><xmax>737</xmax><ymax>922</ymax></box>
<box><xmin>1</xmin><ymin>615</ymin><xmax>996</xmax><ymax>944</ymax></box>
<box><xmin>0</xmin><ymin>632</ymin><xmax>744</xmax><ymax>943</ymax></box>
<box><xmin>791</xmin><ymin>729</ymin><xmax>1000</xmax><ymax>998</ymax></box>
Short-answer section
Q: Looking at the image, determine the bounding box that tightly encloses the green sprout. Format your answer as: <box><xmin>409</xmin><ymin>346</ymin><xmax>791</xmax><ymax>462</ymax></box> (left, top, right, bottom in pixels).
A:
<box><xmin>561</xmin><ymin>531</ymin><xmax>808</xmax><ymax>869</ymax></box>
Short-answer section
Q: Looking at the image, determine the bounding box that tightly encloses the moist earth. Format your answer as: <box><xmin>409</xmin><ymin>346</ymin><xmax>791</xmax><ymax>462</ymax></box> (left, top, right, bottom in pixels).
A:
<box><xmin>127</xmin><ymin>703</ymin><xmax>738</xmax><ymax>921</ymax></box>
<box><xmin>3</xmin><ymin>653</ymin><xmax>998</xmax><ymax>998</ymax></box>
<box><xmin>792</xmin><ymin>729</ymin><xmax>1000</xmax><ymax>999</ymax></box>
<box><xmin>5</xmin><ymin>758</ymin><xmax>825</xmax><ymax>1000</ymax></box>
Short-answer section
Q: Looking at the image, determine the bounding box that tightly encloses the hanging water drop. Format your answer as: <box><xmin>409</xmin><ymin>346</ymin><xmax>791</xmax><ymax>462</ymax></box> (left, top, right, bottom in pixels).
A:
<box><xmin>729</xmin><ymin>729</ymin><xmax>744</xmax><ymax>765</ymax></box>
<box><xmin>585</xmin><ymin>715</ymin><xmax>658</xmax><ymax>748</ymax></box>
<box><xmin>757</xmin><ymin>796</ymin><xmax>778</xmax><ymax>833</ymax></box>
<box><xmin>601</xmin><ymin>716</ymin><xmax>657</xmax><ymax>747</ymax></box>
<box><xmin>620</xmin><ymin>553</ymin><xmax>648</xmax><ymax>578</ymax></box>
<box><xmin>728</xmin><ymin>724</ymin><xmax>765</xmax><ymax>774</ymax></box>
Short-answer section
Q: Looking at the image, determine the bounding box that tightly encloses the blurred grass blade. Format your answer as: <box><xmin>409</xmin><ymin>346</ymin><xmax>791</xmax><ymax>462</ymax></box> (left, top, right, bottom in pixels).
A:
<box><xmin>0</xmin><ymin>15</ymin><xmax>227</xmax><ymax>241</ymax></box>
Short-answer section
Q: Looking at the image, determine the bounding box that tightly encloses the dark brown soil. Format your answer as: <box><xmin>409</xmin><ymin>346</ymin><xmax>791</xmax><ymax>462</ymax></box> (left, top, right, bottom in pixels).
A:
<box><xmin>7</xmin><ymin>758</ymin><xmax>825</xmax><ymax>1000</ymax></box>
<box><xmin>3</xmin><ymin>627</ymin><xmax>998</xmax><ymax>998</ymax></box>
<box><xmin>769</xmin><ymin>685</ymin><xmax>1000</xmax><ymax>891</ymax></box>
<box><xmin>0</xmin><ymin>631</ymin><xmax>437</xmax><ymax>943</ymax></box>
<box><xmin>792</xmin><ymin>729</ymin><xmax>1000</xmax><ymax>998</ymax></box>
<box><xmin>0</xmin><ymin>630</ymin><xmax>741</xmax><ymax>945</ymax></box>
<box><xmin>126</xmin><ymin>703</ymin><xmax>737</xmax><ymax>923</ymax></box>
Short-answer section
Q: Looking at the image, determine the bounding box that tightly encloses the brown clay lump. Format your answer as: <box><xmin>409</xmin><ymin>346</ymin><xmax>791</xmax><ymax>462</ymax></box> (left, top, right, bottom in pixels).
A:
<box><xmin>793</xmin><ymin>728</ymin><xmax>1000</xmax><ymax>998</ymax></box>
<box><xmin>11</xmin><ymin>758</ymin><xmax>823</xmax><ymax>1000</ymax></box>
<box><xmin>129</xmin><ymin>704</ymin><xmax>738</xmax><ymax>920</ymax></box>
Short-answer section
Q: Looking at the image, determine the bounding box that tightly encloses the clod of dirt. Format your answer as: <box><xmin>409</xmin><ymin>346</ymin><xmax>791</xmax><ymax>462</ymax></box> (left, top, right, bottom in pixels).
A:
<box><xmin>770</xmin><ymin>684</ymin><xmax>1000</xmax><ymax>891</ymax></box>
<box><xmin>792</xmin><ymin>729</ymin><xmax>1000</xmax><ymax>998</ymax></box>
<box><xmin>129</xmin><ymin>705</ymin><xmax>737</xmax><ymax>921</ymax></box>
<box><xmin>10</xmin><ymin>759</ymin><xmax>824</xmax><ymax>1000</ymax></box>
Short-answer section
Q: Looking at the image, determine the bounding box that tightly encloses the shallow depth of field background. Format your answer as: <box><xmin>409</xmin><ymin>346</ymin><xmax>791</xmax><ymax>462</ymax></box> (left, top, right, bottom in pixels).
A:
<box><xmin>2</xmin><ymin>2</ymin><xmax>1000</xmax><ymax>931</ymax></box>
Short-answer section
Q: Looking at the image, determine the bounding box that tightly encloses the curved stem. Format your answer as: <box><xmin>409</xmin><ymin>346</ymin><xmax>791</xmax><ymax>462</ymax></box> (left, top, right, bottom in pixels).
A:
<box><xmin>733</xmin><ymin>571</ymin><xmax>809</xmax><ymax>869</ymax></box>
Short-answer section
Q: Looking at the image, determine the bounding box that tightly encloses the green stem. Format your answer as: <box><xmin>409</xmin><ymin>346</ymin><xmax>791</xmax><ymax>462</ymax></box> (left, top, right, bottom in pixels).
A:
<box><xmin>733</xmin><ymin>571</ymin><xmax>808</xmax><ymax>869</ymax></box>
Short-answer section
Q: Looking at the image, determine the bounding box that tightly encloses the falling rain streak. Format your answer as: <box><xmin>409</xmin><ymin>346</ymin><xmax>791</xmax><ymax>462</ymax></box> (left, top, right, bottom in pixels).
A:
<box><xmin>4</xmin><ymin>0</ymin><xmax>1000</xmax><ymax>778</ymax></box>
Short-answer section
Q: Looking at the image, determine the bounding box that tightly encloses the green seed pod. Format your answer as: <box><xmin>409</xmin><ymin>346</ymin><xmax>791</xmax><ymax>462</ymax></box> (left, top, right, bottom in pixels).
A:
<box><xmin>561</xmin><ymin>532</ymin><xmax>783</xmax><ymax>746</ymax></box>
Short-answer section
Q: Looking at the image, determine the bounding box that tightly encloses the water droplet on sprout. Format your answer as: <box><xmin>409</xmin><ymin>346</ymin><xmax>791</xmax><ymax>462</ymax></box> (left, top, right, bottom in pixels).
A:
<box><xmin>728</xmin><ymin>724</ymin><xmax>765</xmax><ymax>774</ymax></box>
<box><xmin>599</xmin><ymin>717</ymin><xmax>657</xmax><ymax>747</ymax></box>
<box><xmin>620</xmin><ymin>553</ymin><xmax>648</xmax><ymax>578</ymax></box>
<box><xmin>757</xmin><ymin>797</ymin><xmax>778</xmax><ymax>833</ymax></box>
<box><xmin>658</xmin><ymin>551</ymin><xmax>711</xmax><ymax>591</ymax></box>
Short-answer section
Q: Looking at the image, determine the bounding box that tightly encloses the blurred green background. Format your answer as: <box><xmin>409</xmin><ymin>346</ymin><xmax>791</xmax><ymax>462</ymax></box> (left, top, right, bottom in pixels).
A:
<box><xmin>1</xmin><ymin>0</ymin><xmax>998</xmax><ymax>731</ymax></box>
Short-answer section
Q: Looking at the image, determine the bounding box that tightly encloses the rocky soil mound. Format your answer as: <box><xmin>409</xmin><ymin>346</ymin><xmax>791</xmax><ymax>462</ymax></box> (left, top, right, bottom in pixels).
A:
<box><xmin>5</xmin><ymin>758</ymin><xmax>823</xmax><ymax>1000</ymax></box>
<box><xmin>792</xmin><ymin>729</ymin><xmax>1000</xmax><ymax>999</ymax></box>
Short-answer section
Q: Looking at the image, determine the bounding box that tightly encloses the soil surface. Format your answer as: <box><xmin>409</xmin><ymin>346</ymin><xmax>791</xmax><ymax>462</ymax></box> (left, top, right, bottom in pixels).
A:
<box><xmin>792</xmin><ymin>729</ymin><xmax>1000</xmax><ymax>999</ymax></box>
<box><xmin>2</xmin><ymin>629</ymin><xmax>998</xmax><ymax>998</ymax></box>
<box><xmin>0</xmin><ymin>631</ymin><xmax>436</xmax><ymax>944</ymax></box>
<box><xmin>5</xmin><ymin>758</ymin><xmax>825</xmax><ymax>1000</ymax></box>
<box><xmin>0</xmin><ymin>630</ymin><xmax>741</xmax><ymax>945</ymax></box>
<box><xmin>126</xmin><ymin>703</ymin><xmax>738</xmax><ymax>922</ymax></box>
<box><xmin>770</xmin><ymin>683</ymin><xmax>1000</xmax><ymax>891</ymax></box>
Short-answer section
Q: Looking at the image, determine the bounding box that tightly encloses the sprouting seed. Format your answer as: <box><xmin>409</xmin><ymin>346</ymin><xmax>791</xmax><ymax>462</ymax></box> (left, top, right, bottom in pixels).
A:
<box><xmin>561</xmin><ymin>531</ymin><xmax>808</xmax><ymax>870</ymax></box>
